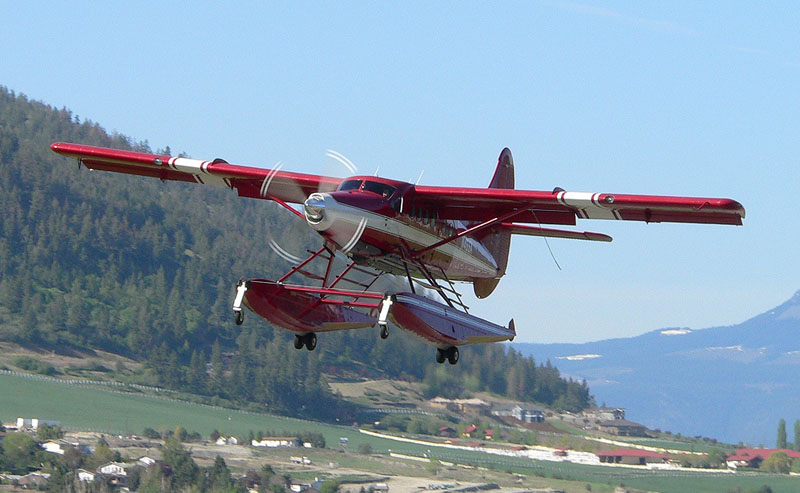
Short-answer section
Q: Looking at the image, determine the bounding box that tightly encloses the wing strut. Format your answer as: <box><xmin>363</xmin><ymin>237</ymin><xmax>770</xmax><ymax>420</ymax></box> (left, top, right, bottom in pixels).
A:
<box><xmin>278</xmin><ymin>246</ymin><xmax>327</xmax><ymax>283</ymax></box>
<box><xmin>400</xmin><ymin>241</ymin><xmax>469</xmax><ymax>312</ymax></box>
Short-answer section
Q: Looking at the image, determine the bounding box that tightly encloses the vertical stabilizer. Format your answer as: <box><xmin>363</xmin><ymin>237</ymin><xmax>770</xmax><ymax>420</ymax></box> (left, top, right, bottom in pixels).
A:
<box><xmin>473</xmin><ymin>148</ymin><xmax>514</xmax><ymax>299</ymax></box>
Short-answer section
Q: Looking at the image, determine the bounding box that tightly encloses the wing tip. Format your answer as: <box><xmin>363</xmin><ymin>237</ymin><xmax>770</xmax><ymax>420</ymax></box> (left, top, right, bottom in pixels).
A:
<box><xmin>590</xmin><ymin>232</ymin><xmax>613</xmax><ymax>242</ymax></box>
<box><xmin>731</xmin><ymin>200</ymin><xmax>746</xmax><ymax>220</ymax></box>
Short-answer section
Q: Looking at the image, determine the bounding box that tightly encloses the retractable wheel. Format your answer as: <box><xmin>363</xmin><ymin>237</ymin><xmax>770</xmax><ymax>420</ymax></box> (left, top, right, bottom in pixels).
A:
<box><xmin>294</xmin><ymin>335</ymin><xmax>305</xmax><ymax>349</ymax></box>
<box><xmin>380</xmin><ymin>325</ymin><xmax>389</xmax><ymax>339</ymax></box>
<box><xmin>305</xmin><ymin>332</ymin><xmax>317</xmax><ymax>351</ymax></box>
<box><xmin>436</xmin><ymin>348</ymin><xmax>446</xmax><ymax>364</ymax></box>
<box><xmin>234</xmin><ymin>310</ymin><xmax>244</xmax><ymax>325</ymax></box>
<box><xmin>447</xmin><ymin>346</ymin><xmax>459</xmax><ymax>365</ymax></box>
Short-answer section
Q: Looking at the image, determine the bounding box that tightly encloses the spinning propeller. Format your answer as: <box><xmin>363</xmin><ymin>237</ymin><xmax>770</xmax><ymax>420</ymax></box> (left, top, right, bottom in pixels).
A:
<box><xmin>262</xmin><ymin>149</ymin><xmax>368</xmax><ymax>264</ymax></box>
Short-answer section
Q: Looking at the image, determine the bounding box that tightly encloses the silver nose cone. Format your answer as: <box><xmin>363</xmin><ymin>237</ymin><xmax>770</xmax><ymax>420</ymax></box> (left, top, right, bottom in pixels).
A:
<box><xmin>304</xmin><ymin>193</ymin><xmax>326</xmax><ymax>223</ymax></box>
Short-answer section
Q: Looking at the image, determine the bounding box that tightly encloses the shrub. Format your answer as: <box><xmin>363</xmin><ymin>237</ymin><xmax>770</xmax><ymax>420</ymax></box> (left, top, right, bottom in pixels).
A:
<box><xmin>142</xmin><ymin>427</ymin><xmax>161</xmax><ymax>439</ymax></box>
<box><xmin>13</xmin><ymin>356</ymin><xmax>57</xmax><ymax>375</ymax></box>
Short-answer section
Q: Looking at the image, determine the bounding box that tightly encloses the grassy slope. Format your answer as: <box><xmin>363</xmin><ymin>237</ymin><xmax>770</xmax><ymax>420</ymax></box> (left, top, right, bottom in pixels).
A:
<box><xmin>2</xmin><ymin>373</ymin><xmax>798</xmax><ymax>493</ymax></box>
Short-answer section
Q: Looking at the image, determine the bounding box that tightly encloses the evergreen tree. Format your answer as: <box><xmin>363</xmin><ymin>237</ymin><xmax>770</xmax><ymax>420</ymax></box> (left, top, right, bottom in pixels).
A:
<box><xmin>161</xmin><ymin>437</ymin><xmax>199</xmax><ymax>490</ymax></box>
<box><xmin>209</xmin><ymin>455</ymin><xmax>234</xmax><ymax>491</ymax></box>
<box><xmin>777</xmin><ymin>418</ymin><xmax>787</xmax><ymax>449</ymax></box>
<box><xmin>795</xmin><ymin>420</ymin><xmax>800</xmax><ymax>452</ymax></box>
<box><xmin>186</xmin><ymin>349</ymin><xmax>207</xmax><ymax>395</ymax></box>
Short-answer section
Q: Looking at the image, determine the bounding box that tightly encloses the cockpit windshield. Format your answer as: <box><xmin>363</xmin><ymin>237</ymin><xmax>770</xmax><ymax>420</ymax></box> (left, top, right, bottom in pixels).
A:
<box><xmin>337</xmin><ymin>179</ymin><xmax>397</xmax><ymax>199</ymax></box>
<box><xmin>362</xmin><ymin>181</ymin><xmax>396</xmax><ymax>199</ymax></box>
<box><xmin>338</xmin><ymin>179</ymin><xmax>362</xmax><ymax>191</ymax></box>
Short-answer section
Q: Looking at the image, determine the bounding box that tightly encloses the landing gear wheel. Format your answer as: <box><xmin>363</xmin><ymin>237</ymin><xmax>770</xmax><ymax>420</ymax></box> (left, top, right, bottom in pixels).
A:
<box><xmin>294</xmin><ymin>335</ymin><xmax>305</xmax><ymax>349</ymax></box>
<box><xmin>447</xmin><ymin>346</ymin><xmax>459</xmax><ymax>365</ymax></box>
<box><xmin>380</xmin><ymin>325</ymin><xmax>389</xmax><ymax>339</ymax></box>
<box><xmin>436</xmin><ymin>348</ymin><xmax>446</xmax><ymax>364</ymax></box>
<box><xmin>304</xmin><ymin>332</ymin><xmax>317</xmax><ymax>351</ymax></box>
<box><xmin>234</xmin><ymin>310</ymin><xmax>244</xmax><ymax>326</ymax></box>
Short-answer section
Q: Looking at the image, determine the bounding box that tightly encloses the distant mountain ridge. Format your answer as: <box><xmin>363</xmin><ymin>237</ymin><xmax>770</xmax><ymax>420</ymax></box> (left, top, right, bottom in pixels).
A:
<box><xmin>513</xmin><ymin>290</ymin><xmax>800</xmax><ymax>445</ymax></box>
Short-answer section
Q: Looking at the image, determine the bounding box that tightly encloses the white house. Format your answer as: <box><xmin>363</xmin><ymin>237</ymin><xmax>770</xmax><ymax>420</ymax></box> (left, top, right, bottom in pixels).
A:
<box><xmin>252</xmin><ymin>437</ymin><xmax>300</xmax><ymax>448</ymax></box>
<box><xmin>97</xmin><ymin>462</ymin><xmax>128</xmax><ymax>477</ymax></box>
<box><xmin>76</xmin><ymin>469</ymin><xmax>96</xmax><ymax>482</ymax></box>
<box><xmin>138</xmin><ymin>456</ymin><xmax>156</xmax><ymax>466</ymax></box>
<box><xmin>41</xmin><ymin>440</ymin><xmax>67</xmax><ymax>455</ymax></box>
<box><xmin>491</xmin><ymin>405</ymin><xmax>545</xmax><ymax>423</ymax></box>
<box><xmin>217</xmin><ymin>436</ymin><xmax>240</xmax><ymax>445</ymax></box>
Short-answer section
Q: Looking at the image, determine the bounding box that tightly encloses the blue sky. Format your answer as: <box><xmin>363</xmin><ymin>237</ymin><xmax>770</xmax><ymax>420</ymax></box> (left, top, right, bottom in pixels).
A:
<box><xmin>3</xmin><ymin>2</ymin><xmax>798</xmax><ymax>343</ymax></box>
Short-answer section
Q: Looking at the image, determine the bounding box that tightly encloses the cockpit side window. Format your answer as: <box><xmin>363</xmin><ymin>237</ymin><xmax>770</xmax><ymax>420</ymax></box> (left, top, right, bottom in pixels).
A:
<box><xmin>338</xmin><ymin>179</ymin><xmax>362</xmax><ymax>191</ymax></box>
<box><xmin>362</xmin><ymin>181</ymin><xmax>397</xmax><ymax>199</ymax></box>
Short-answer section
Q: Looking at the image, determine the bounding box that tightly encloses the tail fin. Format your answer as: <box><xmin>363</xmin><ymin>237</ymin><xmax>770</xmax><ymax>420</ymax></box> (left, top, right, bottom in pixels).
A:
<box><xmin>473</xmin><ymin>148</ymin><xmax>514</xmax><ymax>299</ymax></box>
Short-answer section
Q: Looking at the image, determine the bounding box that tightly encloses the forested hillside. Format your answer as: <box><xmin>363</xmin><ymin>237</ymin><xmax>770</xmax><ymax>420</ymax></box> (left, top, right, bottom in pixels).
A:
<box><xmin>0</xmin><ymin>87</ymin><xmax>591</xmax><ymax>418</ymax></box>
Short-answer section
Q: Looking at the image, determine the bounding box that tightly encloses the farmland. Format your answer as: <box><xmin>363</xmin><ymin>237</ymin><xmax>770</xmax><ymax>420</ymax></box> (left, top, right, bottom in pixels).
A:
<box><xmin>2</xmin><ymin>372</ymin><xmax>799</xmax><ymax>493</ymax></box>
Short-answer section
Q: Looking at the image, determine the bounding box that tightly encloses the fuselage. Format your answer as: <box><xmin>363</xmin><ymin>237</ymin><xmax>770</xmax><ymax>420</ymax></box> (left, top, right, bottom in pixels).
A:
<box><xmin>302</xmin><ymin>177</ymin><xmax>500</xmax><ymax>282</ymax></box>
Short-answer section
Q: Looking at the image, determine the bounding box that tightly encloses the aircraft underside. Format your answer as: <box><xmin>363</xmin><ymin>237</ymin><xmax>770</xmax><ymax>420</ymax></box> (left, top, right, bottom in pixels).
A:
<box><xmin>231</xmin><ymin>243</ymin><xmax>516</xmax><ymax>365</ymax></box>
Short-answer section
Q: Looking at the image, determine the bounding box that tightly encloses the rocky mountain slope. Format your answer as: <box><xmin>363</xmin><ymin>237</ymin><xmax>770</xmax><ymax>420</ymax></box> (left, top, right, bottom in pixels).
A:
<box><xmin>514</xmin><ymin>290</ymin><xmax>800</xmax><ymax>445</ymax></box>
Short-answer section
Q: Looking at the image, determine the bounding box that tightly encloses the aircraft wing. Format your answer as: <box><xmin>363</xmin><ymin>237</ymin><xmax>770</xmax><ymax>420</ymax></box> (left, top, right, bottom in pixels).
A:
<box><xmin>410</xmin><ymin>185</ymin><xmax>745</xmax><ymax>226</ymax></box>
<box><xmin>52</xmin><ymin>143</ymin><xmax>745</xmax><ymax>226</ymax></box>
<box><xmin>50</xmin><ymin>142</ymin><xmax>341</xmax><ymax>204</ymax></box>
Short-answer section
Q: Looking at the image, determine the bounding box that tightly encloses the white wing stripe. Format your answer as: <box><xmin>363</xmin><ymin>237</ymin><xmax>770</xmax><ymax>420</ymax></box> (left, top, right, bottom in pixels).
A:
<box><xmin>557</xmin><ymin>191</ymin><xmax>618</xmax><ymax>220</ymax></box>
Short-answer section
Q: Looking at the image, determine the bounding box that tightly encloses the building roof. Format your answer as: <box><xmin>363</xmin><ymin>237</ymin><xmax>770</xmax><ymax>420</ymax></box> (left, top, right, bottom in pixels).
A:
<box><xmin>495</xmin><ymin>404</ymin><xmax>546</xmax><ymax>412</ymax></box>
<box><xmin>97</xmin><ymin>461</ymin><xmax>129</xmax><ymax>473</ymax></box>
<box><xmin>728</xmin><ymin>448</ymin><xmax>800</xmax><ymax>461</ymax></box>
<box><xmin>598</xmin><ymin>419</ymin><xmax>645</xmax><ymax>428</ymax></box>
<box><xmin>596</xmin><ymin>448</ymin><xmax>668</xmax><ymax>459</ymax></box>
<box><xmin>430</xmin><ymin>397</ymin><xmax>489</xmax><ymax>406</ymax></box>
<box><xmin>42</xmin><ymin>439</ymin><xmax>69</xmax><ymax>446</ymax></box>
<box><xmin>464</xmin><ymin>425</ymin><xmax>478</xmax><ymax>433</ymax></box>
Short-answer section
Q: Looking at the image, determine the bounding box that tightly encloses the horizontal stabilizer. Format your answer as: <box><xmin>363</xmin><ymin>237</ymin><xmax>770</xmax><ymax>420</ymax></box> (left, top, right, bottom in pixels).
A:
<box><xmin>499</xmin><ymin>223</ymin><xmax>612</xmax><ymax>242</ymax></box>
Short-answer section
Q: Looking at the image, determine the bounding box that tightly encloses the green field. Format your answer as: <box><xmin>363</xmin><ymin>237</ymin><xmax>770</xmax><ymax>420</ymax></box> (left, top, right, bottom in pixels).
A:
<box><xmin>0</xmin><ymin>373</ymin><xmax>402</xmax><ymax>454</ymax></box>
<box><xmin>2</xmin><ymin>373</ymin><xmax>799</xmax><ymax>493</ymax></box>
<box><xmin>613</xmin><ymin>436</ymin><xmax>730</xmax><ymax>454</ymax></box>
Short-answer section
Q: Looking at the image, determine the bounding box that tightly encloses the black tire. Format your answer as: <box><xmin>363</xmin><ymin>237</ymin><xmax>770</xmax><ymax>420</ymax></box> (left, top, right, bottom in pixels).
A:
<box><xmin>447</xmin><ymin>346</ymin><xmax>459</xmax><ymax>365</ymax></box>
<box><xmin>234</xmin><ymin>311</ymin><xmax>244</xmax><ymax>326</ymax></box>
<box><xmin>435</xmin><ymin>348</ymin><xmax>446</xmax><ymax>364</ymax></box>
<box><xmin>294</xmin><ymin>335</ymin><xmax>304</xmax><ymax>349</ymax></box>
<box><xmin>380</xmin><ymin>325</ymin><xmax>389</xmax><ymax>339</ymax></box>
<box><xmin>305</xmin><ymin>332</ymin><xmax>317</xmax><ymax>351</ymax></box>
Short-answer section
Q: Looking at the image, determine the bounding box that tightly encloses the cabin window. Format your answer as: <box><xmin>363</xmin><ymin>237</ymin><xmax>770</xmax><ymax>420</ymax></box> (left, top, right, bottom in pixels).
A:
<box><xmin>362</xmin><ymin>181</ymin><xmax>397</xmax><ymax>199</ymax></box>
<box><xmin>338</xmin><ymin>179</ymin><xmax>362</xmax><ymax>191</ymax></box>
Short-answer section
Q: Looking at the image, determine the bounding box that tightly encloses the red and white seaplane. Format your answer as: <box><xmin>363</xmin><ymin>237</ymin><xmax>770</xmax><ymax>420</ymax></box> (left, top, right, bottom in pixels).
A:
<box><xmin>51</xmin><ymin>143</ymin><xmax>745</xmax><ymax>364</ymax></box>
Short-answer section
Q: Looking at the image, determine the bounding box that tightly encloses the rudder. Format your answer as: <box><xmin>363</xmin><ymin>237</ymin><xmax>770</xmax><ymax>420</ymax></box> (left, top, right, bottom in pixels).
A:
<box><xmin>473</xmin><ymin>148</ymin><xmax>514</xmax><ymax>299</ymax></box>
